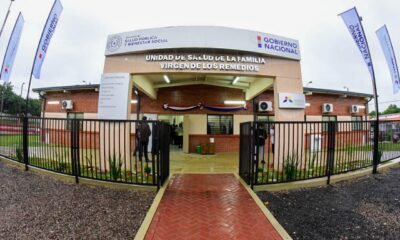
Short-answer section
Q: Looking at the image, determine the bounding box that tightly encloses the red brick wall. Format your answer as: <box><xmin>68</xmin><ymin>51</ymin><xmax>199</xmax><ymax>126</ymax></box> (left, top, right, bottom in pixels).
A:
<box><xmin>45</xmin><ymin>90</ymin><xmax>99</xmax><ymax>113</ymax></box>
<box><xmin>43</xmin><ymin>88</ymin><xmax>368</xmax><ymax>117</ymax></box>
<box><xmin>189</xmin><ymin>134</ymin><xmax>240</xmax><ymax>153</ymax></box>
<box><xmin>42</xmin><ymin>129</ymin><xmax>137</xmax><ymax>150</ymax></box>
<box><xmin>305</xmin><ymin>93</ymin><xmax>367</xmax><ymax>117</ymax></box>
<box><xmin>136</xmin><ymin>85</ymin><xmax>253</xmax><ymax>115</ymax></box>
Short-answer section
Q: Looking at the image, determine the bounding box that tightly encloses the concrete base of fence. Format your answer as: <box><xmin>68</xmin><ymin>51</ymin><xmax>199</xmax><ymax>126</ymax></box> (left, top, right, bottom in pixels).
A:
<box><xmin>254</xmin><ymin>158</ymin><xmax>400</xmax><ymax>192</ymax></box>
<box><xmin>0</xmin><ymin>156</ymin><xmax>157</xmax><ymax>192</ymax></box>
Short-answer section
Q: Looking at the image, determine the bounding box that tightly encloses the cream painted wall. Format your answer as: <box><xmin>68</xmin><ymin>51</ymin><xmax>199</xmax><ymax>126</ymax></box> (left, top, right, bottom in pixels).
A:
<box><xmin>273</xmin><ymin>76</ymin><xmax>304</xmax><ymax>122</ymax></box>
<box><xmin>84</xmin><ymin>113</ymin><xmax>98</xmax><ymax>119</ymax></box>
<box><xmin>306</xmin><ymin>115</ymin><xmax>322</xmax><ymax>121</ymax></box>
<box><xmin>104</xmin><ymin>52</ymin><xmax>304</xmax><ymax>122</ymax></box>
<box><xmin>337</xmin><ymin>116</ymin><xmax>352</xmax><ymax>121</ymax></box>
<box><xmin>43</xmin><ymin>112</ymin><xmax>66</xmax><ymax>118</ymax></box>
<box><xmin>183</xmin><ymin>114</ymin><xmax>207</xmax><ymax>153</ymax></box>
<box><xmin>233</xmin><ymin>115</ymin><xmax>253</xmax><ymax>134</ymax></box>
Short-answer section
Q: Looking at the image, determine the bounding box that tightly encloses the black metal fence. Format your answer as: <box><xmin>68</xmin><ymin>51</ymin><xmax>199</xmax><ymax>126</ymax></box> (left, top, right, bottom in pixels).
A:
<box><xmin>239</xmin><ymin>120</ymin><xmax>400</xmax><ymax>187</ymax></box>
<box><xmin>0</xmin><ymin>116</ymin><xmax>170</xmax><ymax>188</ymax></box>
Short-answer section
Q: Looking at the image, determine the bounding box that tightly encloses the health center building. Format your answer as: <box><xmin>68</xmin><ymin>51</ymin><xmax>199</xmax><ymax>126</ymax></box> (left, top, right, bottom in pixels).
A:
<box><xmin>33</xmin><ymin>26</ymin><xmax>372</xmax><ymax>153</ymax></box>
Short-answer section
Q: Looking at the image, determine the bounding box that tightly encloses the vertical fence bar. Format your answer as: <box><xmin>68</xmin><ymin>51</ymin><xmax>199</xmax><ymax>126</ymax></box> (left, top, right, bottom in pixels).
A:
<box><xmin>70</xmin><ymin>119</ymin><xmax>80</xmax><ymax>183</ymax></box>
<box><xmin>326</xmin><ymin>121</ymin><xmax>336</xmax><ymax>184</ymax></box>
<box><xmin>372</xmin><ymin>120</ymin><xmax>379</xmax><ymax>173</ymax></box>
<box><xmin>22</xmin><ymin>116</ymin><xmax>29</xmax><ymax>171</ymax></box>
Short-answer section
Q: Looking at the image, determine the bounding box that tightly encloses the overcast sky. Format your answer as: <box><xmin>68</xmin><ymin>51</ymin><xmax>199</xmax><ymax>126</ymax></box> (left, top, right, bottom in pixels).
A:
<box><xmin>0</xmin><ymin>0</ymin><xmax>399</xmax><ymax>111</ymax></box>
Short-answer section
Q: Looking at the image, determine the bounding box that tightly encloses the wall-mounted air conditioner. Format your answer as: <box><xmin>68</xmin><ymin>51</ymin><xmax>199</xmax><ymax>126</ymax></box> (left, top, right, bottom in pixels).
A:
<box><xmin>322</xmin><ymin>103</ymin><xmax>333</xmax><ymax>113</ymax></box>
<box><xmin>62</xmin><ymin>100</ymin><xmax>73</xmax><ymax>110</ymax></box>
<box><xmin>258</xmin><ymin>101</ymin><xmax>273</xmax><ymax>112</ymax></box>
<box><xmin>350</xmin><ymin>105</ymin><xmax>359</xmax><ymax>113</ymax></box>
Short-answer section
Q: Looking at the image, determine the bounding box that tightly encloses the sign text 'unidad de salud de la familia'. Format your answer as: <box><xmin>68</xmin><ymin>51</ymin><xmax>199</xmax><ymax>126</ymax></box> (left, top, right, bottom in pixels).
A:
<box><xmin>145</xmin><ymin>54</ymin><xmax>265</xmax><ymax>72</ymax></box>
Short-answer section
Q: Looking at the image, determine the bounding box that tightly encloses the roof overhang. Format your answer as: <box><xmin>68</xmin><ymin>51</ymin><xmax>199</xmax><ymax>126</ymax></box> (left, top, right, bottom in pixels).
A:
<box><xmin>132</xmin><ymin>73</ymin><xmax>274</xmax><ymax>100</ymax></box>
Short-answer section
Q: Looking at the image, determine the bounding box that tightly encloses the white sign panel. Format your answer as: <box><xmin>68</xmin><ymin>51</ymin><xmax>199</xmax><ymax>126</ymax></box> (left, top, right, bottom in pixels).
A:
<box><xmin>98</xmin><ymin>73</ymin><xmax>131</xmax><ymax>120</ymax></box>
<box><xmin>105</xmin><ymin>26</ymin><xmax>301</xmax><ymax>60</ymax></box>
<box><xmin>278</xmin><ymin>93</ymin><xmax>306</xmax><ymax>109</ymax></box>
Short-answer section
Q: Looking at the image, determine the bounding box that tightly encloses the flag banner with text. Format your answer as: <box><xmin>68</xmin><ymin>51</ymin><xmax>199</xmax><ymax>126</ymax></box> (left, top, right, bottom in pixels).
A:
<box><xmin>376</xmin><ymin>25</ymin><xmax>400</xmax><ymax>94</ymax></box>
<box><xmin>0</xmin><ymin>13</ymin><xmax>24</xmax><ymax>82</ymax></box>
<box><xmin>32</xmin><ymin>0</ymin><xmax>63</xmax><ymax>79</ymax></box>
<box><xmin>339</xmin><ymin>7</ymin><xmax>374</xmax><ymax>79</ymax></box>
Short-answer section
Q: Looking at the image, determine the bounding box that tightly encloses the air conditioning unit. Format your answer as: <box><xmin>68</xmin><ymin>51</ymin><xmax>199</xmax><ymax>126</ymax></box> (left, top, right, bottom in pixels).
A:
<box><xmin>258</xmin><ymin>101</ymin><xmax>273</xmax><ymax>112</ymax></box>
<box><xmin>62</xmin><ymin>100</ymin><xmax>73</xmax><ymax>110</ymax></box>
<box><xmin>350</xmin><ymin>105</ymin><xmax>359</xmax><ymax>113</ymax></box>
<box><xmin>322</xmin><ymin>103</ymin><xmax>333</xmax><ymax>113</ymax></box>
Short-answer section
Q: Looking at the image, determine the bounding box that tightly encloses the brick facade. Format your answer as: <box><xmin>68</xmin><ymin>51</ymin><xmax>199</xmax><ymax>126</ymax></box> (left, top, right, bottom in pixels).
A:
<box><xmin>41</xmin><ymin>86</ymin><xmax>370</xmax><ymax>153</ymax></box>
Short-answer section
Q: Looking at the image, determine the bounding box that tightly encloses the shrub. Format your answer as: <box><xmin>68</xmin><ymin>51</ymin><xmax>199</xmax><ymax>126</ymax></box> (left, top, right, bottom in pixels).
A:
<box><xmin>109</xmin><ymin>154</ymin><xmax>123</xmax><ymax>181</ymax></box>
<box><xmin>284</xmin><ymin>153</ymin><xmax>299</xmax><ymax>181</ymax></box>
<box><xmin>16</xmin><ymin>145</ymin><xmax>23</xmax><ymax>162</ymax></box>
<box><xmin>144</xmin><ymin>165</ymin><xmax>152</xmax><ymax>175</ymax></box>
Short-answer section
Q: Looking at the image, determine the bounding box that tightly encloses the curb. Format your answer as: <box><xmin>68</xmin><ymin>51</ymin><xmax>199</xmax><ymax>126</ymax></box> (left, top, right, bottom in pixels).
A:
<box><xmin>254</xmin><ymin>158</ymin><xmax>400</xmax><ymax>192</ymax></box>
<box><xmin>235</xmin><ymin>173</ymin><xmax>292</xmax><ymax>240</ymax></box>
<box><xmin>134</xmin><ymin>174</ymin><xmax>172</xmax><ymax>240</ymax></box>
<box><xmin>0</xmin><ymin>156</ymin><xmax>157</xmax><ymax>191</ymax></box>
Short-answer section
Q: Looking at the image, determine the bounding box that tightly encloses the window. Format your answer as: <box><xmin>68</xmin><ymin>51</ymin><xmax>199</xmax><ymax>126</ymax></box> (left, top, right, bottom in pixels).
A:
<box><xmin>351</xmin><ymin>116</ymin><xmax>363</xmax><ymax>130</ymax></box>
<box><xmin>322</xmin><ymin>115</ymin><xmax>337</xmax><ymax>132</ymax></box>
<box><xmin>66</xmin><ymin>112</ymin><xmax>84</xmax><ymax>130</ymax></box>
<box><xmin>207</xmin><ymin>115</ymin><xmax>233</xmax><ymax>135</ymax></box>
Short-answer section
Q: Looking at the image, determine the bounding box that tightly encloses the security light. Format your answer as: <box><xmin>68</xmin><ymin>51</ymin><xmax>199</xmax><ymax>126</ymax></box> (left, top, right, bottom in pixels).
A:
<box><xmin>48</xmin><ymin>101</ymin><xmax>60</xmax><ymax>105</ymax></box>
<box><xmin>232</xmin><ymin>76</ymin><xmax>240</xmax><ymax>85</ymax></box>
<box><xmin>224</xmin><ymin>100</ymin><xmax>246</xmax><ymax>105</ymax></box>
<box><xmin>163</xmin><ymin>75</ymin><xmax>170</xmax><ymax>83</ymax></box>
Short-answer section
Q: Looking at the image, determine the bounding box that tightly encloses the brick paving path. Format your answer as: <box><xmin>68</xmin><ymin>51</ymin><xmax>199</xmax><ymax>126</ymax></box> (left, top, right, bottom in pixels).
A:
<box><xmin>145</xmin><ymin>174</ymin><xmax>282</xmax><ymax>240</ymax></box>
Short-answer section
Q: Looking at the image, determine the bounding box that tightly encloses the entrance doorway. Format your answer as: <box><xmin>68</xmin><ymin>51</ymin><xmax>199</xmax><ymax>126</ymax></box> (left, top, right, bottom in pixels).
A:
<box><xmin>158</xmin><ymin>115</ymin><xmax>184</xmax><ymax>152</ymax></box>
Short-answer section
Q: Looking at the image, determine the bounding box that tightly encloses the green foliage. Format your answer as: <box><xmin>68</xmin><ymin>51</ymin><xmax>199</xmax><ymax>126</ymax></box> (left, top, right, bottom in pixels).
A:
<box><xmin>55</xmin><ymin>162</ymin><xmax>70</xmax><ymax>172</ymax></box>
<box><xmin>0</xmin><ymin>83</ymin><xmax>41</xmax><ymax>116</ymax></box>
<box><xmin>382</xmin><ymin>104</ymin><xmax>400</xmax><ymax>115</ymax></box>
<box><xmin>15</xmin><ymin>145</ymin><xmax>23</xmax><ymax>162</ymax></box>
<box><xmin>284</xmin><ymin>153</ymin><xmax>299</xmax><ymax>181</ymax></box>
<box><xmin>108</xmin><ymin>154</ymin><xmax>123</xmax><ymax>181</ymax></box>
<box><xmin>144</xmin><ymin>165</ymin><xmax>151</xmax><ymax>175</ymax></box>
<box><xmin>385</xmin><ymin>128</ymin><xmax>393</xmax><ymax>142</ymax></box>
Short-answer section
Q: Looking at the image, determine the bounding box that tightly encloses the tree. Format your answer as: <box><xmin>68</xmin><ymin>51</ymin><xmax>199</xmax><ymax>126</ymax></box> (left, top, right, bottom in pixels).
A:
<box><xmin>382</xmin><ymin>104</ymin><xmax>400</xmax><ymax>115</ymax></box>
<box><xmin>0</xmin><ymin>83</ymin><xmax>41</xmax><ymax>116</ymax></box>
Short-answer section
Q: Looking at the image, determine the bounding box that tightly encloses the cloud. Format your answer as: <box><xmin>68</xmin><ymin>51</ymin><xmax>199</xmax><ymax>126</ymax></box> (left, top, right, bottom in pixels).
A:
<box><xmin>0</xmin><ymin>0</ymin><xmax>399</xmax><ymax>111</ymax></box>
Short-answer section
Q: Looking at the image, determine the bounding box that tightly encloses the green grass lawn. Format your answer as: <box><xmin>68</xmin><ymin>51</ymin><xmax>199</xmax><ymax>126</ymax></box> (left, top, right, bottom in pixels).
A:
<box><xmin>341</xmin><ymin>142</ymin><xmax>400</xmax><ymax>151</ymax></box>
<box><xmin>0</xmin><ymin>134</ymin><xmax>43</xmax><ymax>147</ymax></box>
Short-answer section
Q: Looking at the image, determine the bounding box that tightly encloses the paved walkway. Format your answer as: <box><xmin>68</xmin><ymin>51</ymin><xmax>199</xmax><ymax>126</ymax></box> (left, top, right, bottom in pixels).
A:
<box><xmin>145</xmin><ymin>174</ymin><xmax>282</xmax><ymax>240</ymax></box>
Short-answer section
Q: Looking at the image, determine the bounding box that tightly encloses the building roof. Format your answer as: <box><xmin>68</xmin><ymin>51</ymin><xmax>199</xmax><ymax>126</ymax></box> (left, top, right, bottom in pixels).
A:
<box><xmin>33</xmin><ymin>84</ymin><xmax>374</xmax><ymax>99</ymax></box>
<box><xmin>33</xmin><ymin>84</ymin><xmax>100</xmax><ymax>93</ymax></box>
<box><xmin>303</xmin><ymin>87</ymin><xmax>373</xmax><ymax>98</ymax></box>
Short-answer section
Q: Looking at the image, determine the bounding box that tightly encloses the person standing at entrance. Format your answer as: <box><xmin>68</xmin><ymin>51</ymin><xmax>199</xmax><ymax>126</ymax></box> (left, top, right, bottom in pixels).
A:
<box><xmin>257</xmin><ymin>124</ymin><xmax>267</xmax><ymax>163</ymax></box>
<box><xmin>270</xmin><ymin>125</ymin><xmax>275</xmax><ymax>155</ymax></box>
<box><xmin>139</xmin><ymin>116</ymin><xmax>151</xmax><ymax>162</ymax></box>
<box><xmin>177</xmin><ymin>123</ymin><xmax>183</xmax><ymax>148</ymax></box>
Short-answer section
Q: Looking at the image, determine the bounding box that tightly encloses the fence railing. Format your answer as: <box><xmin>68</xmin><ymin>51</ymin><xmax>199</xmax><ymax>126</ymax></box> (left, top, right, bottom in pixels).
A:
<box><xmin>239</xmin><ymin>120</ymin><xmax>400</xmax><ymax>187</ymax></box>
<box><xmin>0</xmin><ymin>116</ymin><xmax>170</xmax><ymax>188</ymax></box>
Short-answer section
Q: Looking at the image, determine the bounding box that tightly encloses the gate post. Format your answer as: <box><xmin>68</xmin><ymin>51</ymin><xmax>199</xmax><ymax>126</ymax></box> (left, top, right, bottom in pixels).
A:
<box><xmin>70</xmin><ymin>119</ymin><xmax>80</xmax><ymax>183</ymax></box>
<box><xmin>326</xmin><ymin>121</ymin><xmax>336</xmax><ymax>184</ymax></box>
<box><xmin>251</xmin><ymin>122</ymin><xmax>257</xmax><ymax>189</ymax></box>
<box><xmin>372</xmin><ymin>120</ymin><xmax>379</xmax><ymax>174</ymax></box>
<box><xmin>22</xmin><ymin>116</ymin><xmax>29</xmax><ymax>171</ymax></box>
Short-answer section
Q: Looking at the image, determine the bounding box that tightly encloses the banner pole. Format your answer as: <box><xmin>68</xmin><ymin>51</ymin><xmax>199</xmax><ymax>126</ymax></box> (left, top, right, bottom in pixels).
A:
<box><xmin>0</xmin><ymin>0</ymin><xmax>14</xmax><ymax>39</ymax></box>
<box><xmin>24</xmin><ymin>0</ymin><xmax>57</xmax><ymax>116</ymax></box>
<box><xmin>356</xmin><ymin>11</ymin><xmax>380</xmax><ymax>173</ymax></box>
